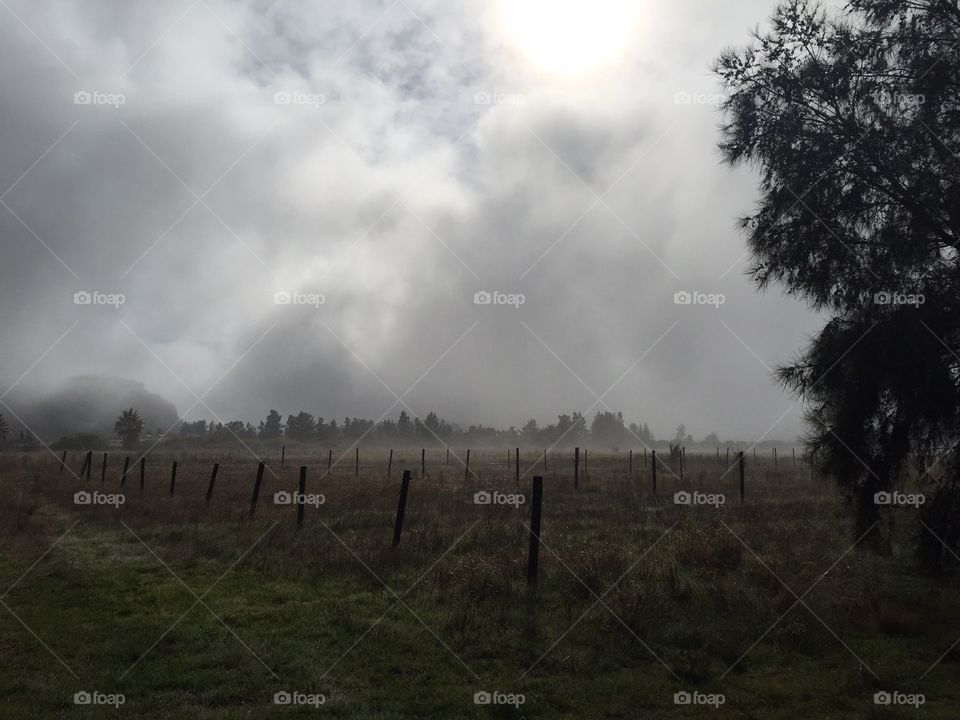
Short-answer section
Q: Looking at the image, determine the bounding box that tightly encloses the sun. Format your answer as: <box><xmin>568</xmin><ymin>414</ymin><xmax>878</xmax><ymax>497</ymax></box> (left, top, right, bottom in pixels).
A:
<box><xmin>500</xmin><ymin>0</ymin><xmax>639</xmax><ymax>76</ymax></box>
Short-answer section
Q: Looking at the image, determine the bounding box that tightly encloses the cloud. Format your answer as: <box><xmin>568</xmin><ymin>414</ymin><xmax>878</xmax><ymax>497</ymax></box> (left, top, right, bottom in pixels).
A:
<box><xmin>0</xmin><ymin>0</ymin><xmax>821</xmax><ymax>442</ymax></box>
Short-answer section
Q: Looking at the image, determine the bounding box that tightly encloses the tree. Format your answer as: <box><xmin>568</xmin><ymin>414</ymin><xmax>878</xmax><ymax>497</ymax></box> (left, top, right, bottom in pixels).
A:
<box><xmin>114</xmin><ymin>408</ymin><xmax>144</xmax><ymax>449</ymax></box>
<box><xmin>259</xmin><ymin>410</ymin><xmax>283</xmax><ymax>440</ymax></box>
<box><xmin>285</xmin><ymin>412</ymin><xmax>316</xmax><ymax>442</ymax></box>
<box><xmin>716</xmin><ymin>0</ymin><xmax>960</xmax><ymax>542</ymax></box>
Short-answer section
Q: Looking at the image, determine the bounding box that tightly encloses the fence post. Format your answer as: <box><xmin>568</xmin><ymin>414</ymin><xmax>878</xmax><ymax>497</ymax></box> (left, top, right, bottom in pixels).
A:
<box><xmin>120</xmin><ymin>456</ymin><xmax>130</xmax><ymax>487</ymax></box>
<box><xmin>355</xmin><ymin>447</ymin><xmax>359</xmax><ymax>478</ymax></box>
<box><xmin>515</xmin><ymin>447</ymin><xmax>520</xmax><ymax>485</ymax></box>
<box><xmin>739</xmin><ymin>451</ymin><xmax>746</xmax><ymax>504</ymax></box>
<box><xmin>297</xmin><ymin>466</ymin><xmax>306</xmax><ymax>528</ymax></box>
<box><xmin>446</xmin><ymin>448</ymin><xmax>450</xmax><ymax>466</ymax></box>
<box><xmin>774</xmin><ymin>447</ymin><xmax>778</xmax><ymax>468</ymax></box>
<box><xmin>527</xmin><ymin>476</ymin><xmax>544</xmax><ymax>583</ymax></box>
<box><xmin>651</xmin><ymin>451</ymin><xmax>657</xmax><ymax>495</ymax></box>
<box><xmin>249</xmin><ymin>462</ymin><xmax>264</xmax><ymax>516</ymax></box>
<box><xmin>584</xmin><ymin>449</ymin><xmax>588</xmax><ymax>481</ymax></box>
<box><xmin>206</xmin><ymin>463</ymin><xmax>219</xmax><ymax>502</ymax></box>
<box><xmin>421</xmin><ymin>448</ymin><xmax>425</xmax><ymax>477</ymax></box>
<box><xmin>80</xmin><ymin>451</ymin><xmax>91</xmax><ymax>480</ymax></box>
<box><xmin>281</xmin><ymin>445</ymin><xmax>285</xmax><ymax>469</ymax></box>
<box><xmin>574</xmin><ymin>447</ymin><xmax>579</xmax><ymax>489</ymax></box>
<box><xmin>60</xmin><ymin>450</ymin><xmax>67</xmax><ymax>474</ymax></box>
<box><xmin>100</xmin><ymin>453</ymin><xmax>107</xmax><ymax>484</ymax></box>
<box><xmin>629</xmin><ymin>450</ymin><xmax>632</xmax><ymax>477</ymax></box>
<box><xmin>328</xmin><ymin>449</ymin><xmax>332</xmax><ymax>470</ymax></box>
<box><xmin>170</xmin><ymin>461</ymin><xmax>178</xmax><ymax>495</ymax></box>
<box><xmin>139</xmin><ymin>457</ymin><xmax>146</xmax><ymax>491</ymax></box>
<box><xmin>388</xmin><ymin>449</ymin><xmax>393</xmax><ymax>478</ymax></box>
<box><xmin>464</xmin><ymin>450</ymin><xmax>471</xmax><ymax>481</ymax></box>
<box><xmin>392</xmin><ymin>470</ymin><xmax>411</xmax><ymax>547</ymax></box>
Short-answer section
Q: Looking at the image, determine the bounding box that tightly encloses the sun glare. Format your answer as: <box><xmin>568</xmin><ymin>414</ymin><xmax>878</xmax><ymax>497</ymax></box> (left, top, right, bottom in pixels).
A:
<box><xmin>501</xmin><ymin>0</ymin><xmax>639</xmax><ymax>76</ymax></box>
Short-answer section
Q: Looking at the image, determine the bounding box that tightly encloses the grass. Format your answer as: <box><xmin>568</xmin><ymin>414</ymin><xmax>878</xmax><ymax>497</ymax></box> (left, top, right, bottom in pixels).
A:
<box><xmin>0</xmin><ymin>447</ymin><xmax>957</xmax><ymax>718</ymax></box>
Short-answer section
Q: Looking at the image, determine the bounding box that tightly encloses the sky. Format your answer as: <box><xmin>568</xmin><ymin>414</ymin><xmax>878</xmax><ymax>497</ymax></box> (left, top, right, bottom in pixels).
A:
<box><xmin>0</xmin><ymin>0</ymin><xmax>827</xmax><ymax>442</ymax></box>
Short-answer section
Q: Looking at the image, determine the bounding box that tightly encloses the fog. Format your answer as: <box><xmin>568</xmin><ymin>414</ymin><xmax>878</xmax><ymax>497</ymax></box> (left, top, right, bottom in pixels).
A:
<box><xmin>0</xmin><ymin>0</ymin><xmax>826</xmax><ymax>443</ymax></box>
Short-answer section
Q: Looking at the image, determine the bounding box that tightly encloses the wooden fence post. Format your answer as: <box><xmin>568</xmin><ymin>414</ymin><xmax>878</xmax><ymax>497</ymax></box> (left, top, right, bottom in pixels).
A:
<box><xmin>515</xmin><ymin>447</ymin><xmax>520</xmax><ymax>485</ymax></box>
<box><xmin>464</xmin><ymin>450</ymin><xmax>471</xmax><ymax>481</ymax></box>
<box><xmin>120</xmin><ymin>456</ymin><xmax>130</xmax><ymax>487</ymax></box>
<box><xmin>387</xmin><ymin>449</ymin><xmax>393</xmax><ymax>478</ymax></box>
<box><xmin>139</xmin><ymin>457</ymin><xmax>146</xmax><ymax>491</ymax></box>
<box><xmin>206</xmin><ymin>463</ymin><xmax>219</xmax><ymax>502</ymax></box>
<box><xmin>651</xmin><ymin>451</ymin><xmax>657</xmax><ymax>495</ymax></box>
<box><xmin>80</xmin><ymin>451</ymin><xmax>91</xmax><ymax>480</ymax></box>
<box><xmin>527</xmin><ymin>476</ymin><xmax>544</xmax><ymax>583</ymax></box>
<box><xmin>100</xmin><ymin>453</ymin><xmax>107</xmax><ymax>484</ymax></box>
<box><xmin>392</xmin><ymin>470</ymin><xmax>411</xmax><ymax>547</ymax></box>
<box><xmin>774</xmin><ymin>447</ymin><xmax>778</xmax><ymax>468</ymax></box>
<box><xmin>170</xmin><ymin>461</ymin><xmax>178</xmax><ymax>496</ymax></box>
<box><xmin>574</xmin><ymin>447</ymin><xmax>579</xmax><ymax>489</ymax></box>
<box><xmin>739</xmin><ymin>451</ymin><xmax>746</xmax><ymax>505</ymax></box>
<box><xmin>328</xmin><ymin>449</ymin><xmax>332</xmax><ymax>470</ymax></box>
<box><xmin>421</xmin><ymin>448</ymin><xmax>425</xmax><ymax>477</ymax></box>
<box><xmin>59</xmin><ymin>450</ymin><xmax>67</xmax><ymax>474</ymax></box>
<box><xmin>249</xmin><ymin>462</ymin><xmax>264</xmax><ymax>516</ymax></box>
<box><xmin>297</xmin><ymin>466</ymin><xmax>306</xmax><ymax>528</ymax></box>
<box><xmin>281</xmin><ymin>445</ymin><xmax>285</xmax><ymax>469</ymax></box>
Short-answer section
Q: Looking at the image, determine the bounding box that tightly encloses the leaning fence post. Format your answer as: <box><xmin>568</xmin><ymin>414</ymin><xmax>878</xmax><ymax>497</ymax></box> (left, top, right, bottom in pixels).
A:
<box><xmin>297</xmin><ymin>466</ymin><xmax>307</xmax><ymax>528</ymax></box>
<box><xmin>651</xmin><ymin>451</ymin><xmax>657</xmax><ymax>495</ymax></box>
<box><xmin>249</xmin><ymin>461</ymin><xmax>264</xmax><ymax>516</ymax></box>
<box><xmin>206</xmin><ymin>463</ymin><xmax>219</xmax><ymax>502</ymax></box>
<box><xmin>574</xmin><ymin>447</ymin><xmax>580</xmax><ymax>489</ymax></box>
<box><xmin>59</xmin><ymin>450</ymin><xmax>67</xmax><ymax>474</ymax></box>
<box><xmin>392</xmin><ymin>470</ymin><xmax>411</xmax><ymax>547</ymax></box>
<box><xmin>100</xmin><ymin>453</ymin><xmax>108</xmax><ymax>484</ymax></box>
<box><xmin>388</xmin><ymin>449</ymin><xmax>393</xmax><ymax>478</ymax></box>
<box><xmin>170</xmin><ymin>461</ymin><xmax>178</xmax><ymax>496</ymax></box>
<box><xmin>739</xmin><ymin>451</ymin><xmax>746</xmax><ymax>504</ymax></box>
<box><xmin>120</xmin><ymin>456</ymin><xmax>130</xmax><ymax>487</ymax></box>
<box><xmin>527</xmin><ymin>475</ymin><xmax>544</xmax><ymax>583</ymax></box>
<box><xmin>80</xmin><ymin>451</ymin><xmax>91</xmax><ymax>480</ymax></box>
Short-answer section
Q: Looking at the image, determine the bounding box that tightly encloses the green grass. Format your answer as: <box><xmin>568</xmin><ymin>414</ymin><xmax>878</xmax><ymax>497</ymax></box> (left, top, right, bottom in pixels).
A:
<box><xmin>0</xmin><ymin>449</ymin><xmax>957</xmax><ymax>718</ymax></box>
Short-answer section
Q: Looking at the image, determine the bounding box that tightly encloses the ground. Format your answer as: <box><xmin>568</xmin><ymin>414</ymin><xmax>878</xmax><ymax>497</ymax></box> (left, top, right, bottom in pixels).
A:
<box><xmin>0</xmin><ymin>447</ymin><xmax>956</xmax><ymax>718</ymax></box>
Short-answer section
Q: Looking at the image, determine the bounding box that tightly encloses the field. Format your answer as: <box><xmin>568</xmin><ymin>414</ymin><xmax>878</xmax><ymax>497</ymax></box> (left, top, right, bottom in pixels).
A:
<box><xmin>0</xmin><ymin>447</ymin><xmax>957</xmax><ymax>718</ymax></box>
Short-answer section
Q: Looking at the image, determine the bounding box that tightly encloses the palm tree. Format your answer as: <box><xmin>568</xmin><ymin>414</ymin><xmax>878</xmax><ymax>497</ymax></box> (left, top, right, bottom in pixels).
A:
<box><xmin>114</xmin><ymin>408</ymin><xmax>144</xmax><ymax>449</ymax></box>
